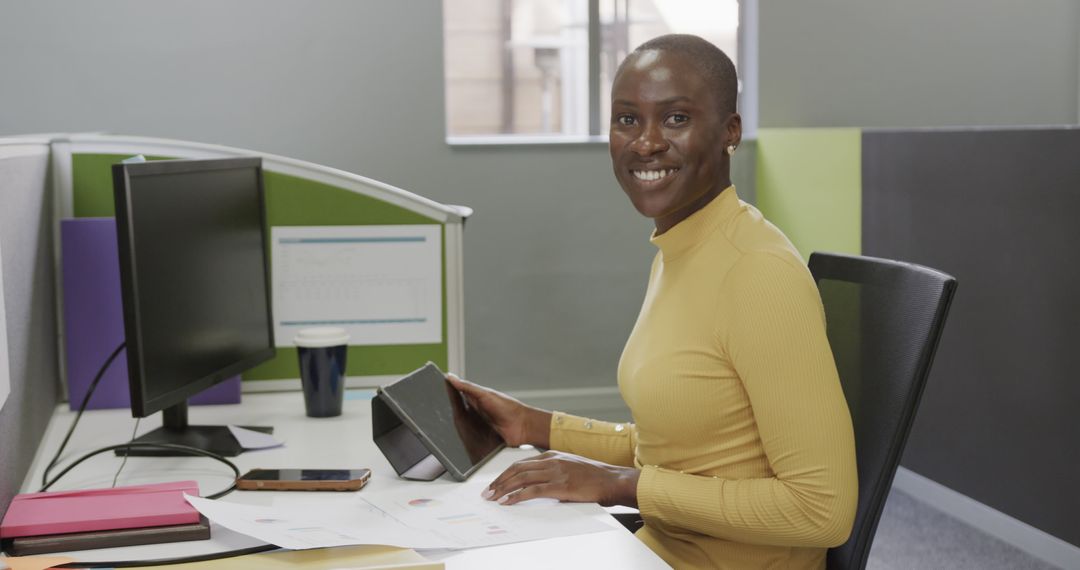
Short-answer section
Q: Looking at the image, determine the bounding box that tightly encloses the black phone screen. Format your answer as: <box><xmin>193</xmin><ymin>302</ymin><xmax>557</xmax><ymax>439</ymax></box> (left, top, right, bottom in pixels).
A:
<box><xmin>242</xmin><ymin>469</ymin><xmax>368</xmax><ymax>481</ymax></box>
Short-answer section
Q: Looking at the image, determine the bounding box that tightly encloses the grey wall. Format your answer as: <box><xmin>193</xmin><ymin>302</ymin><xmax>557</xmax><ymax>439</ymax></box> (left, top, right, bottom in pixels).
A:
<box><xmin>759</xmin><ymin>0</ymin><xmax>1080</xmax><ymax>128</ymax></box>
<box><xmin>0</xmin><ymin>145</ymin><xmax>60</xmax><ymax>519</ymax></box>
<box><xmin>0</xmin><ymin>1</ymin><xmax>684</xmax><ymax>408</ymax></box>
<box><xmin>861</xmin><ymin>127</ymin><xmax>1080</xmax><ymax>547</ymax></box>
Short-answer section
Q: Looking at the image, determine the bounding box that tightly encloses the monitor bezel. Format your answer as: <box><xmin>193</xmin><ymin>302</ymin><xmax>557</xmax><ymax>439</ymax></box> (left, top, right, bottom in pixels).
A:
<box><xmin>112</xmin><ymin>156</ymin><xmax>276</xmax><ymax>418</ymax></box>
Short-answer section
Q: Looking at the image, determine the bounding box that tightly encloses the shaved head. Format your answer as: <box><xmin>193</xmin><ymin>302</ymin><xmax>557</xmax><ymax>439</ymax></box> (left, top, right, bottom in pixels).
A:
<box><xmin>617</xmin><ymin>34</ymin><xmax>738</xmax><ymax>115</ymax></box>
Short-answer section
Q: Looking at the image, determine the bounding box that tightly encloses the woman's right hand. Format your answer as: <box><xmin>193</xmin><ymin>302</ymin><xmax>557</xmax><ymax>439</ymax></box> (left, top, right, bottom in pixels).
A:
<box><xmin>446</xmin><ymin>373</ymin><xmax>552</xmax><ymax>449</ymax></box>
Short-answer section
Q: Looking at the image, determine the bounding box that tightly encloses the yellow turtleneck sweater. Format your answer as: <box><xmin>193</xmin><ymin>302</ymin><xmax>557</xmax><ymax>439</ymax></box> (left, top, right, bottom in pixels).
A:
<box><xmin>550</xmin><ymin>187</ymin><xmax>857</xmax><ymax>569</ymax></box>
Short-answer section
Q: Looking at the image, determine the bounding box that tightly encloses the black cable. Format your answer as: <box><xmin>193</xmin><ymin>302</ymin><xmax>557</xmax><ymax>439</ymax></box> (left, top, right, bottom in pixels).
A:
<box><xmin>40</xmin><ymin>442</ymin><xmax>240</xmax><ymax>500</ymax></box>
<box><xmin>53</xmin><ymin>544</ymin><xmax>279</xmax><ymax>568</ymax></box>
<box><xmin>112</xmin><ymin>417</ymin><xmax>142</xmax><ymax>488</ymax></box>
<box><xmin>36</xmin><ymin>442</ymin><xmax>253</xmax><ymax>565</ymax></box>
<box><xmin>42</xmin><ymin>342</ymin><xmax>127</xmax><ymax>487</ymax></box>
<box><xmin>39</xmin><ymin>341</ymin><xmax>239</xmax><ymax>498</ymax></box>
<box><xmin>32</xmin><ymin>343</ymin><xmax>273</xmax><ymax>566</ymax></box>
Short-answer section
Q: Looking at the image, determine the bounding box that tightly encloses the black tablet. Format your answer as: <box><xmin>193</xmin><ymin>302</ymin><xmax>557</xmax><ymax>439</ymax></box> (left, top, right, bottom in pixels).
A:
<box><xmin>376</xmin><ymin>362</ymin><xmax>505</xmax><ymax>481</ymax></box>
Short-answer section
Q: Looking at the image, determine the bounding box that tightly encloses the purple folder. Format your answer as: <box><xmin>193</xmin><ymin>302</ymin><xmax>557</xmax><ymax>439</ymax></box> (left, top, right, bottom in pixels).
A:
<box><xmin>61</xmin><ymin>218</ymin><xmax>240</xmax><ymax>411</ymax></box>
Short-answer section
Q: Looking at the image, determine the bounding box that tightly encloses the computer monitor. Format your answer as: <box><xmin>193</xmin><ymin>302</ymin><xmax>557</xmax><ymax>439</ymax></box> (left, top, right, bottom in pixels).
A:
<box><xmin>111</xmin><ymin>157</ymin><xmax>275</xmax><ymax>456</ymax></box>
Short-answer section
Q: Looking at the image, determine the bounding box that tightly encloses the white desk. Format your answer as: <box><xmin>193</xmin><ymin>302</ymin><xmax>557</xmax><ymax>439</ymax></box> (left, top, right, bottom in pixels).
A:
<box><xmin>20</xmin><ymin>391</ymin><xmax>670</xmax><ymax>569</ymax></box>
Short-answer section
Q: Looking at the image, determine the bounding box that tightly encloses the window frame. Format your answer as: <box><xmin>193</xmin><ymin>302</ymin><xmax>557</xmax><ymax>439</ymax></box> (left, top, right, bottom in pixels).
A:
<box><xmin>444</xmin><ymin>0</ymin><xmax>755</xmax><ymax>146</ymax></box>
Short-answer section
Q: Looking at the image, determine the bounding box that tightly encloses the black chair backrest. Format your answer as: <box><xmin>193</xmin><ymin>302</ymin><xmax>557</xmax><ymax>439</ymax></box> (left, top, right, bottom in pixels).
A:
<box><xmin>809</xmin><ymin>252</ymin><xmax>957</xmax><ymax>570</ymax></box>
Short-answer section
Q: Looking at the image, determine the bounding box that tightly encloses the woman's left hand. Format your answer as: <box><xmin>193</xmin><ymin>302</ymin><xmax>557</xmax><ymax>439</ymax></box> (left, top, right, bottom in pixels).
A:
<box><xmin>481</xmin><ymin>451</ymin><xmax>640</xmax><ymax>508</ymax></box>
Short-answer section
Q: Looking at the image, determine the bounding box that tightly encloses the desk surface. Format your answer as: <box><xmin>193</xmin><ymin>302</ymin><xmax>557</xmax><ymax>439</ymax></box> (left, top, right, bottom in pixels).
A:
<box><xmin>20</xmin><ymin>390</ymin><xmax>670</xmax><ymax>569</ymax></box>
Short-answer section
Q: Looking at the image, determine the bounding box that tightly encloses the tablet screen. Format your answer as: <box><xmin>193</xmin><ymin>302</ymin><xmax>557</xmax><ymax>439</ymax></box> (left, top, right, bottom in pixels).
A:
<box><xmin>381</xmin><ymin>363</ymin><xmax>505</xmax><ymax>477</ymax></box>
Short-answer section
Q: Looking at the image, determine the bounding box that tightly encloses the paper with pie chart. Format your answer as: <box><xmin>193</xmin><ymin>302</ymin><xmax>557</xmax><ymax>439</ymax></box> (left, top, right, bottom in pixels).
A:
<box><xmin>185</xmin><ymin>482</ymin><xmax>613</xmax><ymax>551</ymax></box>
<box><xmin>185</xmin><ymin>494</ymin><xmax>456</xmax><ymax>550</ymax></box>
<box><xmin>359</xmin><ymin>482</ymin><xmax>613</xmax><ymax>548</ymax></box>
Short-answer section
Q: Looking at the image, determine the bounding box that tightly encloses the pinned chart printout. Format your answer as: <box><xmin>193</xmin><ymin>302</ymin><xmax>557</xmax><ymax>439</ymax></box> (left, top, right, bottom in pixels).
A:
<box><xmin>271</xmin><ymin>226</ymin><xmax>442</xmax><ymax>347</ymax></box>
<box><xmin>0</xmin><ymin>236</ymin><xmax>10</xmax><ymax>413</ymax></box>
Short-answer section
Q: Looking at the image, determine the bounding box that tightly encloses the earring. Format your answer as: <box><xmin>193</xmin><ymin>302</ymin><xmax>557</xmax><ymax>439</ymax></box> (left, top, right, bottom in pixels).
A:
<box><xmin>727</xmin><ymin>145</ymin><xmax>736</xmax><ymax>156</ymax></box>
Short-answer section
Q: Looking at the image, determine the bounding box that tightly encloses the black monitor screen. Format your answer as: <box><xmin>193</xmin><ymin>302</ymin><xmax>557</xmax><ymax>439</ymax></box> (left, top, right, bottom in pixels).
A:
<box><xmin>113</xmin><ymin>157</ymin><xmax>274</xmax><ymax>417</ymax></box>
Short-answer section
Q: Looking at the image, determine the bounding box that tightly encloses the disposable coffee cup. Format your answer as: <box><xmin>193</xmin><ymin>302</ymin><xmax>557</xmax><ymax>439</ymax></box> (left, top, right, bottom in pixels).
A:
<box><xmin>294</xmin><ymin>327</ymin><xmax>350</xmax><ymax>418</ymax></box>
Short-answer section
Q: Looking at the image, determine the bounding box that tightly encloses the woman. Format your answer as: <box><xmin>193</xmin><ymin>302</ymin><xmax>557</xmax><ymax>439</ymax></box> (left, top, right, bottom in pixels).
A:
<box><xmin>448</xmin><ymin>34</ymin><xmax>857</xmax><ymax>569</ymax></box>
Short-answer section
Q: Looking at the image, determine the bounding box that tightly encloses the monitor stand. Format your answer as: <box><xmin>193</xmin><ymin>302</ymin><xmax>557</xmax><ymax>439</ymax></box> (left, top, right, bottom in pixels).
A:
<box><xmin>115</xmin><ymin>402</ymin><xmax>272</xmax><ymax>457</ymax></box>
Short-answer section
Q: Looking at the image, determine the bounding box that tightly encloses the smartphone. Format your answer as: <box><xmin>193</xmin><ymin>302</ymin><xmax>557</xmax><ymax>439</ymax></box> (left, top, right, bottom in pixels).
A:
<box><xmin>235</xmin><ymin>468</ymin><xmax>372</xmax><ymax>491</ymax></box>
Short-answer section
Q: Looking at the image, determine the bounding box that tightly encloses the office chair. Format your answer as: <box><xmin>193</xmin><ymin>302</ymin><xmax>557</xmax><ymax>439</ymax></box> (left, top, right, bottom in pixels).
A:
<box><xmin>809</xmin><ymin>252</ymin><xmax>957</xmax><ymax>570</ymax></box>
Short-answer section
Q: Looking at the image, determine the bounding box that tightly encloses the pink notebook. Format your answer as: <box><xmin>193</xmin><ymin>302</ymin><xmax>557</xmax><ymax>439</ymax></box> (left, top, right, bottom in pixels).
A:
<box><xmin>0</xmin><ymin>480</ymin><xmax>201</xmax><ymax>538</ymax></box>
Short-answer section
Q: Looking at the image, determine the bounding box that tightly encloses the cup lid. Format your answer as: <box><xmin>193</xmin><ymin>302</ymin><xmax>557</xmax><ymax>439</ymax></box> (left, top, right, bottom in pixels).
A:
<box><xmin>294</xmin><ymin>327</ymin><xmax>351</xmax><ymax>348</ymax></box>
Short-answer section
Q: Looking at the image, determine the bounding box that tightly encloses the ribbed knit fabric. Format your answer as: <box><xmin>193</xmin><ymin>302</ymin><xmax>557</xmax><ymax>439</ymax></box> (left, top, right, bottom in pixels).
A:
<box><xmin>550</xmin><ymin>187</ymin><xmax>857</xmax><ymax>569</ymax></box>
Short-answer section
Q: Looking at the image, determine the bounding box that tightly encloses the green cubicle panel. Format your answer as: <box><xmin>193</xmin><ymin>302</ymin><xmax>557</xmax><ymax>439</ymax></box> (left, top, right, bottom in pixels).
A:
<box><xmin>754</xmin><ymin>128</ymin><xmax>864</xmax><ymax>420</ymax></box>
<box><xmin>755</xmin><ymin>128</ymin><xmax>862</xmax><ymax>259</ymax></box>
<box><xmin>52</xmin><ymin>135</ymin><xmax>468</xmax><ymax>390</ymax></box>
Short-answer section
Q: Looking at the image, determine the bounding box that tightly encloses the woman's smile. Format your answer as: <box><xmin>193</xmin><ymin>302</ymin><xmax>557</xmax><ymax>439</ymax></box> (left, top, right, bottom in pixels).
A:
<box><xmin>630</xmin><ymin>168</ymin><xmax>680</xmax><ymax>183</ymax></box>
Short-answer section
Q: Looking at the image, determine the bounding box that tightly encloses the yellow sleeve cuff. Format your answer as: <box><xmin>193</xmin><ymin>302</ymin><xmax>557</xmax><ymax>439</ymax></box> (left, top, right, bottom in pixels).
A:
<box><xmin>548</xmin><ymin>411</ymin><xmax>636</xmax><ymax>467</ymax></box>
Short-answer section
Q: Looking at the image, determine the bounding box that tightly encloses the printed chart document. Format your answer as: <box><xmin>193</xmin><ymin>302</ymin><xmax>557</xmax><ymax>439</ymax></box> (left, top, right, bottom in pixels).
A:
<box><xmin>185</xmin><ymin>494</ymin><xmax>454</xmax><ymax>550</ymax></box>
<box><xmin>0</xmin><ymin>236</ymin><xmax>11</xmax><ymax>413</ymax></box>
<box><xmin>185</xmin><ymin>482</ymin><xmax>612</xmax><ymax>551</ymax></box>
<box><xmin>359</xmin><ymin>482</ymin><xmax>613</xmax><ymax>549</ymax></box>
<box><xmin>271</xmin><ymin>225</ymin><xmax>442</xmax><ymax>347</ymax></box>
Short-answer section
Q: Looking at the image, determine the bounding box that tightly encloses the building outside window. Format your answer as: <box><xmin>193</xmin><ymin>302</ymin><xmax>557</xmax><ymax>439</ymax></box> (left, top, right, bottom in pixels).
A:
<box><xmin>444</xmin><ymin>0</ymin><xmax>740</xmax><ymax>143</ymax></box>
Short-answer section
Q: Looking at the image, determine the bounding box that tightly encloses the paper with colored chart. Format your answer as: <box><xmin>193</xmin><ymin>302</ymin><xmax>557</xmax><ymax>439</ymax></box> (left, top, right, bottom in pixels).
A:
<box><xmin>185</xmin><ymin>481</ymin><xmax>612</xmax><ymax>551</ymax></box>
<box><xmin>359</xmin><ymin>481</ymin><xmax>613</xmax><ymax>549</ymax></box>
<box><xmin>184</xmin><ymin>494</ymin><xmax>453</xmax><ymax>550</ymax></box>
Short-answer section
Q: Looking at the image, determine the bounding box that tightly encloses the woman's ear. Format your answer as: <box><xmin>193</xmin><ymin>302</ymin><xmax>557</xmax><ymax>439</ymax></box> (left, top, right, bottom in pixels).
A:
<box><xmin>725</xmin><ymin>113</ymin><xmax>743</xmax><ymax>150</ymax></box>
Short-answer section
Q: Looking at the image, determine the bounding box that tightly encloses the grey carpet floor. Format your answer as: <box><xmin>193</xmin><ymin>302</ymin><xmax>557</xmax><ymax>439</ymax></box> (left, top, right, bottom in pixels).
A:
<box><xmin>868</xmin><ymin>488</ymin><xmax>1062</xmax><ymax>570</ymax></box>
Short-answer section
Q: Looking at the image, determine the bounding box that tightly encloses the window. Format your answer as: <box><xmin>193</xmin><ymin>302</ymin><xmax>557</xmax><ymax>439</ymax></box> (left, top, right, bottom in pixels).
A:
<box><xmin>443</xmin><ymin>0</ymin><xmax>740</xmax><ymax>143</ymax></box>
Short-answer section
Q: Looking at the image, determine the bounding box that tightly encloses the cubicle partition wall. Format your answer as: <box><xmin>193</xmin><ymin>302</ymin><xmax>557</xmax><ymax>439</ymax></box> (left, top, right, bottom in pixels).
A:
<box><xmin>50</xmin><ymin>135</ymin><xmax>469</xmax><ymax>392</ymax></box>
<box><xmin>860</xmin><ymin>127</ymin><xmax>1080</xmax><ymax>553</ymax></box>
<box><xmin>0</xmin><ymin>138</ymin><xmax>61</xmax><ymax>524</ymax></box>
<box><xmin>0</xmin><ymin>133</ymin><xmax>470</xmax><ymax>522</ymax></box>
<box><xmin>755</xmin><ymin>128</ymin><xmax>862</xmax><ymax>259</ymax></box>
<box><xmin>756</xmin><ymin>126</ymin><xmax>1080</xmax><ymax>563</ymax></box>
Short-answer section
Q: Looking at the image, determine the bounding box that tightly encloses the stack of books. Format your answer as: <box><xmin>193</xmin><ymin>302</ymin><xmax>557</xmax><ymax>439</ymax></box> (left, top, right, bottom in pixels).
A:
<box><xmin>0</xmin><ymin>481</ymin><xmax>210</xmax><ymax>556</ymax></box>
